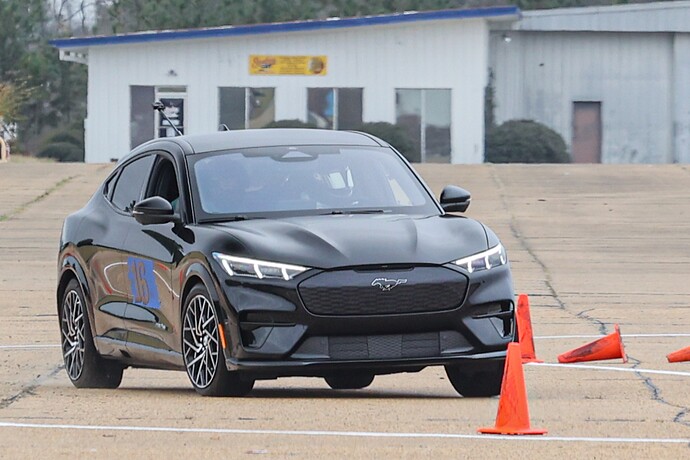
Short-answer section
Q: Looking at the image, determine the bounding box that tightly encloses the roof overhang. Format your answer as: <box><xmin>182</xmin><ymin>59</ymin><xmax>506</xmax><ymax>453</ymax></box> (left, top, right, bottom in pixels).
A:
<box><xmin>50</xmin><ymin>6</ymin><xmax>520</xmax><ymax>56</ymax></box>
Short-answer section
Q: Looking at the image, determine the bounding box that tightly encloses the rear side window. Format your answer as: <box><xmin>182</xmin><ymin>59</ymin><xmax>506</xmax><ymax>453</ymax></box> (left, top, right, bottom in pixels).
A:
<box><xmin>111</xmin><ymin>155</ymin><xmax>155</xmax><ymax>212</ymax></box>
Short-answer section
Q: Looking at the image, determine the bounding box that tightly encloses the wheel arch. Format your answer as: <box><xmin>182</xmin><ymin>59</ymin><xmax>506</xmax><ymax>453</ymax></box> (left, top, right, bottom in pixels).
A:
<box><xmin>180</xmin><ymin>261</ymin><xmax>227</xmax><ymax>319</ymax></box>
<box><xmin>180</xmin><ymin>260</ymin><xmax>237</xmax><ymax>364</ymax></box>
<box><xmin>57</xmin><ymin>255</ymin><xmax>99</xmax><ymax>348</ymax></box>
<box><xmin>57</xmin><ymin>256</ymin><xmax>91</xmax><ymax>313</ymax></box>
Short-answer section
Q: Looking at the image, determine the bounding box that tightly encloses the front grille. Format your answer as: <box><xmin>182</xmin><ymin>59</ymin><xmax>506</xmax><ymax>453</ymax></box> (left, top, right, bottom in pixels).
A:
<box><xmin>298</xmin><ymin>266</ymin><xmax>468</xmax><ymax>316</ymax></box>
<box><xmin>291</xmin><ymin>331</ymin><xmax>472</xmax><ymax>360</ymax></box>
<box><xmin>330</xmin><ymin>333</ymin><xmax>439</xmax><ymax>359</ymax></box>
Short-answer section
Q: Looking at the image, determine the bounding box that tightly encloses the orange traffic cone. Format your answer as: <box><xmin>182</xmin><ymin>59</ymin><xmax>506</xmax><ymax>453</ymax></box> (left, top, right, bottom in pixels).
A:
<box><xmin>516</xmin><ymin>294</ymin><xmax>542</xmax><ymax>363</ymax></box>
<box><xmin>667</xmin><ymin>345</ymin><xmax>690</xmax><ymax>363</ymax></box>
<box><xmin>557</xmin><ymin>324</ymin><xmax>627</xmax><ymax>364</ymax></box>
<box><xmin>478</xmin><ymin>342</ymin><xmax>547</xmax><ymax>435</ymax></box>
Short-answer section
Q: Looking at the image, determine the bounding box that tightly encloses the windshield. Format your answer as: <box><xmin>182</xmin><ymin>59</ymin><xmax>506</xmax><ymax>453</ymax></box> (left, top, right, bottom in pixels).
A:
<box><xmin>189</xmin><ymin>145</ymin><xmax>439</xmax><ymax>221</ymax></box>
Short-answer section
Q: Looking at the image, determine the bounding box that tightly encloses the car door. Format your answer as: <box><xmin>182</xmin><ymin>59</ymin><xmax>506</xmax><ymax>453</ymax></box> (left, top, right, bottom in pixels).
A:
<box><xmin>88</xmin><ymin>153</ymin><xmax>156</xmax><ymax>356</ymax></box>
<box><xmin>122</xmin><ymin>150</ymin><xmax>189</xmax><ymax>367</ymax></box>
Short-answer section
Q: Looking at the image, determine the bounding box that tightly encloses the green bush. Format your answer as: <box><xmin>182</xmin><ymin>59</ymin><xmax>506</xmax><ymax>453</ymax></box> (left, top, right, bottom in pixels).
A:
<box><xmin>354</xmin><ymin>122</ymin><xmax>416</xmax><ymax>162</ymax></box>
<box><xmin>47</xmin><ymin>131</ymin><xmax>83</xmax><ymax>148</ymax></box>
<box><xmin>264</xmin><ymin>119</ymin><xmax>317</xmax><ymax>129</ymax></box>
<box><xmin>37</xmin><ymin>142</ymin><xmax>84</xmax><ymax>162</ymax></box>
<box><xmin>485</xmin><ymin>119</ymin><xmax>570</xmax><ymax>164</ymax></box>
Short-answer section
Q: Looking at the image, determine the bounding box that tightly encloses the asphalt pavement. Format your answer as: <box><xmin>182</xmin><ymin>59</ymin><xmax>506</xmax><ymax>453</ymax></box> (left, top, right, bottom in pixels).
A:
<box><xmin>0</xmin><ymin>161</ymin><xmax>688</xmax><ymax>458</ymax></box>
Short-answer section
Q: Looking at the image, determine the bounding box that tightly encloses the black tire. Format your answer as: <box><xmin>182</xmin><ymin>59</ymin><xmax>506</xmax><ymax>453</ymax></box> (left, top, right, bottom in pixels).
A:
<box><xmin>59</xmin><ymin>278</ymin><xmax>123</xmax><ymax>389</ymax></box>
<box><xmin>182</xmin><ymin>284</ymin><xmax>254</xmax><ymax>397</ymax></box>
<box><xmin>445</xmin><ymin>361</ymin><xmax>504</xmax><ymax>397</ymax></box>
<box><xmin>325</xmin><ymin>372</ymin><xmax>375</xmax><ymax>390</ymax></box>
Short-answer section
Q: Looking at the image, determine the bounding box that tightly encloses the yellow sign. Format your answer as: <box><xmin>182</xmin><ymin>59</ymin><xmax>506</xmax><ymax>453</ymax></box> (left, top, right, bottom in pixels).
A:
<box><xmin>249</xmin><ymin>55</ymin><xmax>327</xmax><ymax>76</ymax></box>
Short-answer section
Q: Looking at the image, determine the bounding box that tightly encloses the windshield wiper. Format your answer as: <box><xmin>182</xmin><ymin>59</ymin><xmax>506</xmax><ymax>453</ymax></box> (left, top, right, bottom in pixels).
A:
<box><xmin>326</xmin><ymin>209</ymin><xmax>386</xmax><ymax>215</ymax></box>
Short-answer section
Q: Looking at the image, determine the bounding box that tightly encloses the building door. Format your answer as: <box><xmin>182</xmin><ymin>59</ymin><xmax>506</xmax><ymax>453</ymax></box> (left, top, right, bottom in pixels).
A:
<box><xmin>156</xmin><ymin>92</ymin><xmax>186</xmax><ymax>138</ymax></box>
<box><xmin>130</xmin><ymin>86</ymin><xmax>187</xmax><ymax>148</ymax></box>
<box><xmin>572</xmin><ymin>102</ymin><xmax>602</xmax><ymax>163</ymax></box>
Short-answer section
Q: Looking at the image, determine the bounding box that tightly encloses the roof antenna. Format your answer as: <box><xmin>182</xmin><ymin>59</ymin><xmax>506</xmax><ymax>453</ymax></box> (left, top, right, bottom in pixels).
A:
<box><xmin>219</xmin><ymin>124</ymin><xmax>230</xmax><ymax>131</ymax></box>
<box><xmin>152</xmin><ymin>100</ymin><xmax>183</xmax><ymax>136</ymax></box>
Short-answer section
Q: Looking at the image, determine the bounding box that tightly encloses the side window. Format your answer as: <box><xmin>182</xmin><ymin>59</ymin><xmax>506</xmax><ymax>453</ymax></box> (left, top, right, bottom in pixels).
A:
<box><xmin>146</xmin><ymin>156</ymin><xmax>180</xmax><ymax>212</ymax></box>
<box><xmin>111</xmin><ymin>155</ymin><xmax>156</xmax><ymax>212</ymax></box>
<box><xmin>103</xmin><ymin>173</ymin><xmax>117</xmax><ymax>199</ymax></box>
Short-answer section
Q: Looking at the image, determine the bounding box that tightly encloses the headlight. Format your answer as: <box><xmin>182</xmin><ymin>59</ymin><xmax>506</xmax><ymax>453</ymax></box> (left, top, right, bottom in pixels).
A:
<box><xmin>453</xmin><ymin>244</ymin><xmax>507</xmax><ymax>273</ymax></box>
<box><xmin>213</xmin><ymin>253</ymin><xmax>309</xmax><ymax>280</ymax></box>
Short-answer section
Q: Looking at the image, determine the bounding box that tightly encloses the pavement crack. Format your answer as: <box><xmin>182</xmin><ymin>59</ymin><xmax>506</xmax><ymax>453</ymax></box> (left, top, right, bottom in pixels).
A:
<box><xmin>627</xmin><ymin>356</ymin><xmax>690</xmax><ymax>428</ymax></box>
<box><xmin>575</xmin><ymin>308</ymin><xmax>608</xmax><ymax>335</ymax></box>
<box><xmin>489</xmin><ymin>166</ymin><xmax>690</xmax><ymax>431</ymax></box>
<box><xmin>0</xmin><ymin>365</ymin><xmax>64</xmax><ymax>410</ymax></box>
<box><xmin>488</xmin><ymin>166</ymin><xmax>604</xmax><ymax>331</ymax></box>
<box><xmin>0</xmin><ymin>175</ymin><xmax>77</xmax><ymax>222</ymax></box>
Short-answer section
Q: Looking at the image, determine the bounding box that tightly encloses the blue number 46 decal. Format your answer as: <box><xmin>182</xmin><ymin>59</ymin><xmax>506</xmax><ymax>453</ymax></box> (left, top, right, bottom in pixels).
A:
<box><xmin>127</xmin><ymin>257</ymin><xmax>161</xmax><ymax>309</ymax></box>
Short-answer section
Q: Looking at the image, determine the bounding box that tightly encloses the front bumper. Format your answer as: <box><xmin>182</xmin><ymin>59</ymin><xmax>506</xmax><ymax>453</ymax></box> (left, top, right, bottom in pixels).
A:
<box><xmin>214</xmin><ymin>262</ymin><xmax>515</xmax><ymax>379</ymax></box>
<box><xmin>226</xmin><ymin>349</ymin><xmax>507</xmax><ymax>379</ymax></box>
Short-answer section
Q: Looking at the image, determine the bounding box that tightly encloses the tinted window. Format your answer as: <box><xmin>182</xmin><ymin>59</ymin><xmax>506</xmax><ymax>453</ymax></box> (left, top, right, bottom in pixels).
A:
<box><xmin>219</xmin><ymin>87</ymin><xmax>275</xmax><ymax>130</ymax></box>
<box><xmin>396</xmin><ymin>88</ymin><xmax>452</xmax><ymax>163</ymax></box>
<box><xmin>130</xmin><ymin>86</ymin><xmax>155</xmax><ymax>149</ymax></box>
<box><xmin>219</xmin><ymin>87</ymin><xmax>245</xmax><ymax>130</ymax></box>
<box><xmin>103</xmin><ymin>173</ymin><xmax>117</xmax><ymax>199</ymax></box>
<box><xmin>190</xmin><ymin>146</ymin><xmax>437</xmax><ymax>219</ymax></box>
<box><xmin>337</xmin><ymin>88</ymin><xmax>363</xmax><ymax>130</ymax></box>
<box><xmin>111</xmin><ymin>155</ymin><xmax>155</xmax><ymax>212</ymax></box>
<box><xmin>146</xmin><ymin>156</ymin><xmax>180</xmax><ymax>212</ymax></box>
<box><xmin>306</xmin><ymin>88</ymin><xmax>363</xmax><ymax>130</ymax></box>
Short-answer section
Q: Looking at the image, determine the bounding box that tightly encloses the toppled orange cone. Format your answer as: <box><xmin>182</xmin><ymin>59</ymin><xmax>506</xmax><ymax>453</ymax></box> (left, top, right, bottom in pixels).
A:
<box><xmin>516</xmin><ymin>294</ymin><xmax>542</xmax><ymax>363</ymax></box>
<box><xmin>667</xmin><ymin>345</ymin><xmax>690</xmax><ymax>363</ymax></box>
<box><xmin>478</xmin><ymin>342</ymin><xmax>547</xmax><ymax>435</ymax></box>
<box><xmin>558</xmin><ymin>324</ymin><xmax>627</xmax><ymax>364</ymax></box>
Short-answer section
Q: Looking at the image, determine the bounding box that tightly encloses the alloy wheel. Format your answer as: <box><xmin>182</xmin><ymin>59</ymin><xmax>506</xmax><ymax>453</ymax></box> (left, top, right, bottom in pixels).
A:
<box><xmin>183</xmin><ymin>294</ymin><xmax>220</xmax><ymax>389</ymax></box>
<box><xmin>61</xmin><ymin>289</ymin><xmax>85</xmax><ymax>381</ymax></box>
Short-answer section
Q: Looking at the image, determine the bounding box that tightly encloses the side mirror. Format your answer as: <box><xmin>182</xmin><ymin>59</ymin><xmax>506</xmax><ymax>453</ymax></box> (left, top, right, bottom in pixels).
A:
<box><xmin>440</xmin><ymin>185</ymin><xmax>471</xmax><ymax>213</ymax></box>
<box><xmin>133</xmin><ymin>196</ymin><xmax>179</xmax><ymax>225</ymax></box>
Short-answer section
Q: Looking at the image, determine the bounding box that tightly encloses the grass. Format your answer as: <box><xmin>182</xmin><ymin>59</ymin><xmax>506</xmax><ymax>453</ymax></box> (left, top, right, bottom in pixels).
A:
<box><xmin>0</xmin><ymin>176</ymin><xmax>75</xmax><ymax>222</ymax></box>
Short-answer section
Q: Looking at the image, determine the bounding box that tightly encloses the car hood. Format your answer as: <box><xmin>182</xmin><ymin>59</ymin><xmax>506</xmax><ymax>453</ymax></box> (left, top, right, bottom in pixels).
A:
<box><xmin>210</xmin><ymin>214</ymin><xmax>489</xmax><ymax>269</ymax></box>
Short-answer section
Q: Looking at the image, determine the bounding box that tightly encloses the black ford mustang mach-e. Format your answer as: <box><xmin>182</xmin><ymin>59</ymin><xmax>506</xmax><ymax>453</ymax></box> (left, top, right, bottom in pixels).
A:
<box><xmin>57</xmin><ymin>129</ymin><xmax>515</xmax><ymax>397</ymax></box>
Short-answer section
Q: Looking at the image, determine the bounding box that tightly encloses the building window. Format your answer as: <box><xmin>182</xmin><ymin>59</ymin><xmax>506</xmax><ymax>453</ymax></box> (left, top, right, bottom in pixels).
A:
<box><xmin>307</xmin><ymin>88</ymin><xmax>363</xmax><ymax>130</ymax></box>
<box><xmin>156</xmin><ymin>87</ymin><xmax>187</xmax><ymax>138</ymax></box>
<box><xmin>219</xmin><ymin>87</ymin><xmax>275</xmax><ymax>130</ymax></box>
<box><xmin>130</xmin><ymin>86</ymin><xmax>155</xmax><ymax>149</ymax></box>
<box><xmin>395</xmin><ymin>89</ymin><xmax>451</xmax><ymax>163</ymax></box>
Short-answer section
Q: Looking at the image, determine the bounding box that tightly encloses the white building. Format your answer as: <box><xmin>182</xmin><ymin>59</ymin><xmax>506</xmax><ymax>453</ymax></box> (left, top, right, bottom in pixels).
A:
<box><xmin>490</xmin><ymin>1</ymin><xmax>690</xmax><ymax>163</ymax></box>
<box><xmin>51</xmin><ymin>7</ymin><xmax>519</xmax><ymax>163</ymax></box>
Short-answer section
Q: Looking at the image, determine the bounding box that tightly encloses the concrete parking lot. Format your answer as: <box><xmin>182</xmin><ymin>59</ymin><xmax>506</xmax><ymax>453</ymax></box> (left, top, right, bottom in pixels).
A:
<box><xmin>0</xmin><ymin>161</ymin><xmax>688</xmax><ymax>458</ymax></box>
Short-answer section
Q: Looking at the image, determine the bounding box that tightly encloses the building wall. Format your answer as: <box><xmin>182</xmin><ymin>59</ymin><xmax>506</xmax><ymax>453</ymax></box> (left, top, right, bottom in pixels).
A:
<box><xmin>490</xmin><ymin>31</ymin><xmax>676</xmax><ymax>163</ymax></box>
<box><xmin>85</xmin><ymin>19</ymin><xmax>490</xmax><ymax>163</ymax></box>
<box><xmin>673</xmin><ymin>33</ymin><xmax>690</xmax><ymax>163</ymax></box>
<box><xmin>517</xmin><ymin>0</ymin><xmax>690</xmax><ymax>33</ymax></box>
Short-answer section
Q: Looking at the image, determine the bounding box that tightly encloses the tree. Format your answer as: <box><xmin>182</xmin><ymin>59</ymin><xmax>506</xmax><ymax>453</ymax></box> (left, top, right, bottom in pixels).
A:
<box><xmin>0</xmin><ymin>81</ymin><xmax>32</xmax><ymax>123</ymax></box>
<box><xmin>0</xmin><ymin>0</ymin><xmax>47</xmax><ymax>80</ymax></box>
<box><xmin>0</xmin><ymin>1</ymin><xmax>88</xmax><ymax>153</ymax></box>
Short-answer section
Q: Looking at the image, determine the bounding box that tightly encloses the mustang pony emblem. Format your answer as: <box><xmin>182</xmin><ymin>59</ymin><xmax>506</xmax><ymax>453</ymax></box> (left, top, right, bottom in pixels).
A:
<box><xmin>371</xmin><ymin>278</ymin><xmax>408</xmax><ymax>291</ymax></box>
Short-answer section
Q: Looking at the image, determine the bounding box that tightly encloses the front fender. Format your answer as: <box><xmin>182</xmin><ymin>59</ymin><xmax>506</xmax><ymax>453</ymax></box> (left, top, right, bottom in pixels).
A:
<box><xmin>57</xmin><ymin>252</ymin><xmax>97</xmax><ymax>344</ymax></box>
<box><xmin>180</xmin><ymin>258</ymin><xmax>241</xmax><ymax>360</ymax></box>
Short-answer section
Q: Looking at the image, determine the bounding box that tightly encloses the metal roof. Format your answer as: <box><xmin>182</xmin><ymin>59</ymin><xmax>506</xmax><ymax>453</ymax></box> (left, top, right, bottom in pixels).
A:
<box><xmin>131</xmin><ymin>129</ymin><xmax>385</xmax><ymax>157</ymax></box>
<box><xmin>50</xmin><ymin>6</ymin><xmax>520</xmax><ymax>50</ymax></box>
<box><xmin>515</xmin><ymin>0</ymin><xmax>690</xmax><ymax>33</ymax></box>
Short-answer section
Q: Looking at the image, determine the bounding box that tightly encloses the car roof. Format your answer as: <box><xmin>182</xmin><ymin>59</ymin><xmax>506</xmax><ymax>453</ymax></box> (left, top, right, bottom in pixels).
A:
<box><xmin>130</xmin><ymin>129</ymin><xmax>386</xmax><ymax>159</ymax></box>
